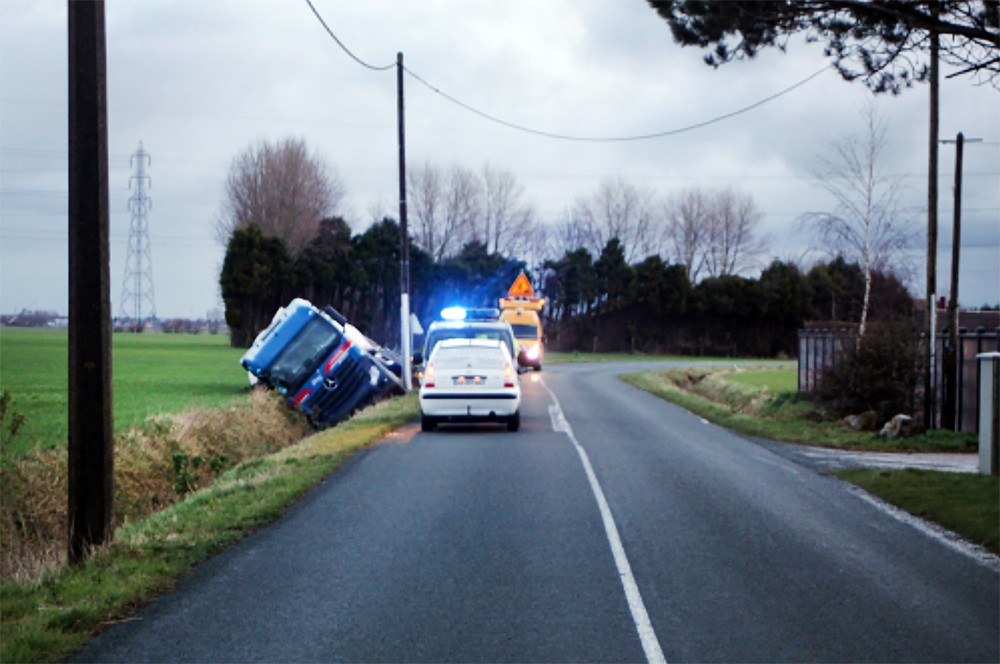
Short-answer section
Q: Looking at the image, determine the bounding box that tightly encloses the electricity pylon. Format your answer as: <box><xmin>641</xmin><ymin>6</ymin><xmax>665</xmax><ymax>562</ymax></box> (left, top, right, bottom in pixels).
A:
<box><xmin>118</xmin><ymin>142</ymin><xmax>156</xmax><ymax>329</ymax></box>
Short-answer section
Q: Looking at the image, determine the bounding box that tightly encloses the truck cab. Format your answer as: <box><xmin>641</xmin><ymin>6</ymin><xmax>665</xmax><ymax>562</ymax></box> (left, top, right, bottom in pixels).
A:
<box><xmin>499</xmin><ymin>297</ymin><xmax>544</xmax><ymax>371</ymax></box>
<box><xmin>241</xmin><ymin>299</ymin><xmax>404</xmax><ymax>427</ymax></box>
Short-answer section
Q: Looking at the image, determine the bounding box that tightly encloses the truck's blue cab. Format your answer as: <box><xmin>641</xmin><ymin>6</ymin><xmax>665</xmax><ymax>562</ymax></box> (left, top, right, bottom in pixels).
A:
<box><xmin>241</xmin><ymin>299</ymin><xmax>404</xmax><ymax>427</ymax></box>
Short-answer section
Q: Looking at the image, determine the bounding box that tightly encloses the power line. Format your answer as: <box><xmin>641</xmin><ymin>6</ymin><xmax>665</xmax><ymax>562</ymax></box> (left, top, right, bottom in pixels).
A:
<box><xmin>301</xmin><ymin>0</ymin><xmax>834</xmax><ymax>143</ymax></box>
<box><xmin>403</xmin><ymin>65</ymin><xmax>832</xmax><ymax>143</ymax></box>
<box><xmin>303</xmin><ymin>0</ymin><xmax>394</xmax><ymax>72</ymax></box>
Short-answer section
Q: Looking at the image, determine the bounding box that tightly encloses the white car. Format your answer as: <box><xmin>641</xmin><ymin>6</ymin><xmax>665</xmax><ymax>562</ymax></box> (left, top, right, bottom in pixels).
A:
<box><xmin>418</xmin><ymin>338</ymin><xmax>521</xmax><ymax>432</ymax></box>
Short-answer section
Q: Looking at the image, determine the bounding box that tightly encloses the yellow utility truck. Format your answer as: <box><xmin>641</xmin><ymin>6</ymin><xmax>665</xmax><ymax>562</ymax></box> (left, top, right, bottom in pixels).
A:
<box><xmin>499</xmin><ymin>273</ymin><xmax>545</xmax><ymax>371</ymax></box>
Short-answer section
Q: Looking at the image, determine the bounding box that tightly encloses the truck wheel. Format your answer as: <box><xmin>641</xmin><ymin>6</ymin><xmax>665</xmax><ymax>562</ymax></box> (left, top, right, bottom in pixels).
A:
<box><xmin>507</xmin><ymin>410</ymin><xmax>520</xmax><ymax>432</ymax></box>
<box><xmin>421</xmin><ymin>414</ymin><xmax>436</xmax><ymax>432</ymax></box>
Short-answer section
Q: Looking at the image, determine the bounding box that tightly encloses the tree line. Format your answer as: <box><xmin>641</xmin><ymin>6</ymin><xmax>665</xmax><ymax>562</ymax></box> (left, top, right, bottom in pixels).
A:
<box><xmin>220</xmin><ymin>212</ymin><xmax>913</xmax><ymax>357</ymax></box>
<box><xmin>218</xmin><ymin>120</ymin><xmax>919</xmax><ymax>355</ymax></box>
<box><xmin>541</xmin><ymin>243</ymin><xmax>913</xmax><ymax>357</ymax></box>
<box><xmin>217</xmin><ymin>139</ymin><xmax>779</xmax><ymax>347</ymax></box>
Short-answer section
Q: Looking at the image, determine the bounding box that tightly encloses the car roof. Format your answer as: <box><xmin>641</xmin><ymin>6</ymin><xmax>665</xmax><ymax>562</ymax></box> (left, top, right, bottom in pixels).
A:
<box><xmin>426</xmin><ymin>319</ymin><xmax>512</xmax><ymax>332</ymax></box>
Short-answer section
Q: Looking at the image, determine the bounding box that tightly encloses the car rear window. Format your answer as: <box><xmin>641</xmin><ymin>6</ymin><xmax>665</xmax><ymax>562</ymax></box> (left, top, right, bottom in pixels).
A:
<box><xmin>424</xmin><ymin>325</ymin><xmax>515</xmax><ymax>358</ymax></box>
<box><xmin>432</xmin><ymin>345</ymin><xmax>505</xmax><ymax>369</ymax></box>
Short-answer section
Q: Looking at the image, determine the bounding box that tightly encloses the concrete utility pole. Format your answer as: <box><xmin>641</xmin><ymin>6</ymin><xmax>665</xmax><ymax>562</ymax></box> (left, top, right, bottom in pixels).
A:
<box><xmin>397</xmin><ymin>52</ymin><xmax>412</xmax><ymax>390</ymax></box>
<box><xmin>67</xmin><ymin>0</ymin><xmax>114</xmax><ymax>563</ymax></box>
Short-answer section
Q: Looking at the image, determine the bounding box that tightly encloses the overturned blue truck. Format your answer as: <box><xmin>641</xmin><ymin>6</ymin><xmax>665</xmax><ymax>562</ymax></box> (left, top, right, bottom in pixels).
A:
<box><xmin>241</xmin><ymin>299</ymin><xmax>405</xmax><ymax>428</ymax></box>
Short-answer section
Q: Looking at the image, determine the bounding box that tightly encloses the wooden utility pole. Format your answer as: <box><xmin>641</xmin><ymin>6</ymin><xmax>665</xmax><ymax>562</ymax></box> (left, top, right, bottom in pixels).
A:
<box><xmin>67</xmin><ymin>0</ymin><xmax>114</xmax><ymax>563</ymax></box>
<box><xmin>942</xmin><ymin>132</ymin><xmax>983</xmax><ymax>430</ymax></box>
<box><xmin>943</xmin><ymin>132</ymin><xmax>964</xmax><ymax>430</ymax></box>
<box><xmin>924</xmin><ymin>25</ymin><xmax>940</xmax><ymax>430</ymax></box>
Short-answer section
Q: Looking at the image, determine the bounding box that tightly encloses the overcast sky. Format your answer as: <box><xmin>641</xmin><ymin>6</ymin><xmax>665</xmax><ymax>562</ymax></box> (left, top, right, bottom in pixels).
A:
<box><xmin>2</xmin><ymin>0</ymin><xmax>998</xmax><ymax>320</ymax></box>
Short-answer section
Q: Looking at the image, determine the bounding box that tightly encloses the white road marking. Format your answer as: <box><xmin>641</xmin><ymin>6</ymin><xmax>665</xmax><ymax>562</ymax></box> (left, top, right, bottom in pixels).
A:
<box><xmin>846</xmin><ymin>485</ymin><xmax>1000</xmax><ymax>572</ymax></box>
<box><xmin>542</xmin><ymin>380</ymin><xmax>667</xmax><ymax>664</ymax></box>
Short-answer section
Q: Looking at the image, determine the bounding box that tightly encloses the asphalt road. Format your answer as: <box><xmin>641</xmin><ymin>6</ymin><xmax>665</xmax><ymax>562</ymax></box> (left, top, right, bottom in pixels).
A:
<box><xmin>71</xmin><ymin>362</ymin><xmax>1000</xmax><ymax>663</ymax></box>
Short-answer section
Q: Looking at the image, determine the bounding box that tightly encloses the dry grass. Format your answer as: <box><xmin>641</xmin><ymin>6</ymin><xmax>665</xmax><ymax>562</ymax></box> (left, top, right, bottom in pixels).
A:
<box><xmin>660</xmin><ymin>367</ymin><xmax>771</xmax><ymax>415</ymax></box>
<box><xmin>0</xmin><ymin>389</ymin><xmax>310</xmax><ymax>584</ymax></box>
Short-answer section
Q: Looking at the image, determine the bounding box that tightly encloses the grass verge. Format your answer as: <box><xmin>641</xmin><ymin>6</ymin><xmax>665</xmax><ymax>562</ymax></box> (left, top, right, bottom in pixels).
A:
<box><xmin>546</xmin><ymin>351</ymin><xmax>785</xmax><ymax>365</ymax></box>
<box><xmin>0</xmin><ymin>392</ymin><xmax>418</xmax><ymax>664</ymax></box>
<box><xmin>835</xmin><ymin>469</ymin><xmax>999</xmax><ymax>556</ymax></box>
<box><xmin>621</xmin><ymin>368</ymin><xmax>976</xmax><ymax>453</ymax></box>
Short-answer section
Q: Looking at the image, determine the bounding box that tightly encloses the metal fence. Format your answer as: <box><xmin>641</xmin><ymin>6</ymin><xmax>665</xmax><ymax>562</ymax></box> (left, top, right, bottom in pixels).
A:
<box><xmin>798</xmin><ymin>326</ymin><xmax>1000</xmax><ymax>434</ymax></box>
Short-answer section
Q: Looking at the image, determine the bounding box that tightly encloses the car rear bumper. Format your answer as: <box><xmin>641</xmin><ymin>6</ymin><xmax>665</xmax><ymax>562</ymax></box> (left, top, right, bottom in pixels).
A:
<box><xmin>419</xmin><ymin>392</ymin><xmax>520</xmax><ymax>418</ymax></box>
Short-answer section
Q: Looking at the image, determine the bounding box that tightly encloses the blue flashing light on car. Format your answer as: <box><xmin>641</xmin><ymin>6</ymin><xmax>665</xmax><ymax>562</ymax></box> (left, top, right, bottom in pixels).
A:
<box><xmin>440</xmin><ymin>306</ymin><xmax>467</xmax><ymax>321</ymax></box>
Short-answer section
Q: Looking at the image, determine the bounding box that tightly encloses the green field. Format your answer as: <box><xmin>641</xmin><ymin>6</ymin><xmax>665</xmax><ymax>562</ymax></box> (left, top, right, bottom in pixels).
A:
<box><xmin>0</xmin><ymin>328</ymin><xmax>249</xmax><ymax>456</ymax></box>
<box><xmin>721</xmin><ymin>366</ymin><xmax>798</xmax><ymax>393</ymax></box>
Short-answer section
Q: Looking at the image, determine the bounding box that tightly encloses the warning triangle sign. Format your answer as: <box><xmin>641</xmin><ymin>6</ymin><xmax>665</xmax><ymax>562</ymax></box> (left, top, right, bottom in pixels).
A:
<box><xmin>507</xmin><ymin>273</ymin><xmax>535</xmax><ymax>298</ymax></box>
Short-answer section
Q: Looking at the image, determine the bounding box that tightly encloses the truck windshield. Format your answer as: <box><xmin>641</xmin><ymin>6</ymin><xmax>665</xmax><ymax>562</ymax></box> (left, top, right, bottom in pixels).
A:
<box><xmin>510</xmin><ymin>324</ymin><xmax>538</xmax><ymax>339</ymax></box>
<box><xmin>268</xmin><ymin>316</ymin><xmax>343</xmax><ymax>391</ymax></box>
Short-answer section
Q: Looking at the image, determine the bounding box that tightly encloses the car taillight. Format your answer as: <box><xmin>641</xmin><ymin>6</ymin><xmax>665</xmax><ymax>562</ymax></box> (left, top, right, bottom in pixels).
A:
<box><xmin>424</xmin><ymin>362</ymin><xmax>435</xmax><ymax>388</ymax></box>
<box><xmin>504</xmin><ymin>363</ymin><xmax>515</xmax><ymax>388</ymax></box>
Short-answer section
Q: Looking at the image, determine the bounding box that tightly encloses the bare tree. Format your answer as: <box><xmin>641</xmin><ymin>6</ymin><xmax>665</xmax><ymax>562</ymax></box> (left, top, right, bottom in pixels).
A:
<box><xmin>408</xmin><ymin>160</ymin><xmax>444</xmax><ymax>260</ymax></box>
<box><xmin>441</xmin><ymin>166</ymin><xmax>481</xmax><ymax>259</ymax></box>
<box><xmin>662</xmin><ymin>186</ymin><xmax>765</xmax><ymax>281</ymax></box>
<box><xmin>662</xmin><ymin>187</ymin><xmax>711</xmax><ymax>282</ymax></box>
<box><xmin>704</xmin><ymin>188</ymin><xmax>767</xmax><ymax>278</ymax></box>
<box><xmin>479</xmin><ymin>164</ymin><xmax>537</xmax><ymax>257</ymax></box>
<box><xmin>217</xmin><ymin>137</ymin><xmax>344</xmax><ymax>257</ymax></box>
<box><xmin>799</xmin><ymin>104</ymin><xmax>913</xmax><ymax>339</ymax></box>
<box><xmin>572</xmin><ymin>176</ymin><xmax>660</xmax><ymax>263</ymax></box>
<box><xmin>408</xmin><ymin>162</ymin><xmax>480</xmax><ymax>261</ymax></box>
<box><xmin>522</xmin><ymin>220</ymin><xmax>555</xmax><ymax>274</ymax></box>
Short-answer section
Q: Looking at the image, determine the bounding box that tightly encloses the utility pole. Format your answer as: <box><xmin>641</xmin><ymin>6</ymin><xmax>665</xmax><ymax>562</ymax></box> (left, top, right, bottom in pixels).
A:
<box><xmin>941</xmin><ymin>132</ymin><xmax>983</xmax><ymax>430</ymax></box>
<box><xmin>67</xmin><ymin>0</ymin><xmax>114</xmax><ymax>563</ymax></box>
<box><xmin>924</xmin><ymin>24</ymin><xmax>940</xmax><ymax>430</ymax></box>
<box><xmin>397</xmin><ymin>52</ymin><xmax>412</xmax><ymax>390</ymax></box>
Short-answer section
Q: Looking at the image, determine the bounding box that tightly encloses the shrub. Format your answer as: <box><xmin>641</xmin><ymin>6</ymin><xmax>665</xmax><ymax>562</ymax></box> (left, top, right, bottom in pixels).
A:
<box><xmin>815</xmin><ymin>322</ymin><xmax>922</xmax><ymax>422</ymax></box>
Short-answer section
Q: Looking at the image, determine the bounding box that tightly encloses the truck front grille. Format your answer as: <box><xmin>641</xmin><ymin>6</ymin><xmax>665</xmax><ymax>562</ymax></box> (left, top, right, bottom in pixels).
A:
<box><xmin>305</xmin><ymin>355</ymin><xmax>375</xmax><ymax>425</ymax></box>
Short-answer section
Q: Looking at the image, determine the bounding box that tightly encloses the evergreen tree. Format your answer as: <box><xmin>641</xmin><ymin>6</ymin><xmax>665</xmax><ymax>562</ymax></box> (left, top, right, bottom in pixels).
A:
<box><xmin>220</xmin><ymin>224</ymin><xmax>295</xmax><ymax>347</ymax></box>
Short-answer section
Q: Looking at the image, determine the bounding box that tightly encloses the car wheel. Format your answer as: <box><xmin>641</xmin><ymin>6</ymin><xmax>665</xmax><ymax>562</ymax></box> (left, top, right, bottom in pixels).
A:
<box><xmin>421</xmin><ymin>414</ymin><xmax>436</xmax><ymax>432</ymax></box>
<box><xmin>507</xmin><ymin>410</ymin><xmax>520</xmax><ymax>432</ymax></box>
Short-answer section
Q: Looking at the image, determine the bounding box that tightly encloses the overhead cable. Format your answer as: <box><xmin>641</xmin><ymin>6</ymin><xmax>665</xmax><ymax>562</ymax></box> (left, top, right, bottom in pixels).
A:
<box><xmin>303</xmin><ymin>0</ymin><xmax>832</xmax><ymax>142</ymax></box>
<box><xmin>303</xmin><ymin>0</ymin><xmax>394</xmax><ymax>72</ymax></box>
<box><xmin>403</xmin><ymin>65</ymin><xmax>832</xmax><ymax>142</ymax></box>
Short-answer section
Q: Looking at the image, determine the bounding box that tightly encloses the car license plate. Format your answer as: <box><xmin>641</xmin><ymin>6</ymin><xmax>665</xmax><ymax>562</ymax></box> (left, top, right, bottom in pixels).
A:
<box><xmin>453</xmin><ymin>375</ymin><xmax>486</xmax><ymax>386</ymax></box>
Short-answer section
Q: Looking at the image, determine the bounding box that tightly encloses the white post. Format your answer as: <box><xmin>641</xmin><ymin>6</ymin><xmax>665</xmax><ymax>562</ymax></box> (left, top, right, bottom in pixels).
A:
<box><xmin>401</xmin><ymin>293</ymin><xmax>412</xmax><ymax>391</ymax></box>
<box><xmin>978</xmin><ymin>352</ymin><xmax>999</xmax><ymax>475</ymax></box>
